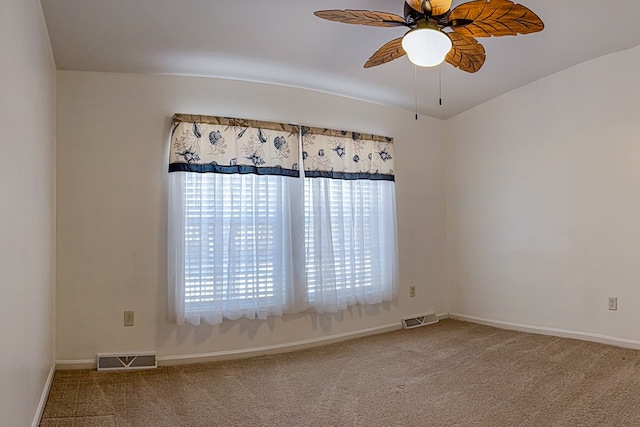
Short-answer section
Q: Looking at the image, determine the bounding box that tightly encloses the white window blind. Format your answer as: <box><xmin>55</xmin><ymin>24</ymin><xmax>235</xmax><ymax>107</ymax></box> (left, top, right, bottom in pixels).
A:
<box><xmin>170</xmin><ymin>172</ymin><xmax>300</xmax><ymax>325</ymax></box>
<box><xmin>184</xmin><ymin>172</ymin><xmax>278</xmax><ymax>306</ymax></box>
<box><xmin>304</xmin><ymin>178</ymin><xmax>398</xmax><ymax>312</ymax></box>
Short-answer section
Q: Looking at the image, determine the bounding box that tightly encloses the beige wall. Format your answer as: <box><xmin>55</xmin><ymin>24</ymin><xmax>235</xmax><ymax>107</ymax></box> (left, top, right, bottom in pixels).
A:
<box><xmin>53</xmin><ymin>36</ymin><xmax>640</xmax><ymax>369</ymax></box>
<box><xmin>55</xmin><ymin>71</ymin><xmax>447</xmax><ymax>363</ymax></box>
<box><xmin>446</xmin><ymin>46</ymin><xmax>640</xmax><ymax>343</ymax></box>
<box><xmin>0</xmin><ymin>0</ymin><xmax>56</xmax><ymax>425</ymax></box>
<box><xmin>51</xmin><ymin>27</ymin><xmax>640</xmax><ymax>372</ymax></box>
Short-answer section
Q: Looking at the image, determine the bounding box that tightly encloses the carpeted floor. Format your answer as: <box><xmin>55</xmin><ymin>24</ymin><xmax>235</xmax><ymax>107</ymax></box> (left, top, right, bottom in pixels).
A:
<box><xmin>41</xmin><ymin>319</ymin><xmax>640</xmax><ymax>426</ymax></box>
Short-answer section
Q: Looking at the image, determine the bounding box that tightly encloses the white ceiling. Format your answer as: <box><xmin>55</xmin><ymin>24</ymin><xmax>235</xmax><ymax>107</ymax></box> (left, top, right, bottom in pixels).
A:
<box><xmin>41</xmin><ymin>0</ymin><xmax>640</xmax><ymax>119</ymax></box>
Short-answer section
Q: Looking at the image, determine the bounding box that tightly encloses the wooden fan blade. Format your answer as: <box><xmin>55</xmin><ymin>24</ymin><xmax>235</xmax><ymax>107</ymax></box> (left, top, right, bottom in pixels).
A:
<box><xmin>448</xmin><ymin>0</ymin><xmax>544</xmax><ymax>37</ymax></box>
<box><xmin>405</xmin><ymin>0</ymin><xmax>452</xmax><ymax>16</ymax></box>
<box><xmin>445</xmin><ymin>32</ymin><xmax>486</xmax><ymax>73</ymax></box>
<box><xmin>430</xmin><ymin>0</ymin><xmax>453</xmax><ymax>16</ymax></box>
<box><xmin>405</xmin><ymin>0</ymin><xmax>425</xmax><ymax>14</ymax></box>
<box><xmin>314</xmin><ymin>10</ymin><xmax>407</xmax><ymax>27</ymax></box>
<box><xmin>364</xmin><ymin>37</ymin><xmax>406</xmax><ymax>68</ymax></box>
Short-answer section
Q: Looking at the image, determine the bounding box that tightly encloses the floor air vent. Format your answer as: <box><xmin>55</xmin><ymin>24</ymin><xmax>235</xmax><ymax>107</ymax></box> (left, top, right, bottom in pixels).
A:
<box><xmin>97</xmin><ymin>353</ymin><xmax>157</xmax><ymax>371</ymax></box>
<box><xmin>402</xmin><ymin>312</ymin><xmax>439</xmax><ymax>329</ymax></box>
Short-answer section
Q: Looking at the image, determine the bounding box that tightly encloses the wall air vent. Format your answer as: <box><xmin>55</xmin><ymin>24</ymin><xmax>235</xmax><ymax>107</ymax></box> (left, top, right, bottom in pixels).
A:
<box><xmin>97</xmin><ymin>353</ymin><xmax>157</xmax><ymax>371</ymax></box>
<box><xmin>402</xmin><ymin>312</ymin><xmax>439</xmax><ymax>329</ymax></box>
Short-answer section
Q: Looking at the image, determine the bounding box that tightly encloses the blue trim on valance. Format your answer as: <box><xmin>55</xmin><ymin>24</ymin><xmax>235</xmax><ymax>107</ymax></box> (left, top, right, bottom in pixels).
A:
<box><xmin>304</xmin><ymin>170</ymin><xmax>395</xmax><ymax>182</ymax></box>
<box><xmin>169</xmin><ymin>162</ymin><xmax>300</xmax><ymax>178</ymax></box>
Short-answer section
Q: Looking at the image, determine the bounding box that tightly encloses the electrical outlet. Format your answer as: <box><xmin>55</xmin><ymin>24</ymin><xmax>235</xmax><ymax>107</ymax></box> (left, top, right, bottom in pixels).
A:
<box><xmin>124</xmin><ymin>310</ymin><xmax>135</xmax><ymax>326</ymax></box>
<box><xmin>409</xmin><ymin>285</ymin><xmax>416</xmax><ymax>298</ymax></box>
<box><xmin>608</xmin><ymin>297</ymin><xmax>617</xmax><ymax>311</ymax></box>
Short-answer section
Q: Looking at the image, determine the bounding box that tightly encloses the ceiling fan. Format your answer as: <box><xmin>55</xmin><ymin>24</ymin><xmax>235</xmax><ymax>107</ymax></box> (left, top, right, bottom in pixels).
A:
<box><xmin>314</xmin><ymin>0</ymin><xmax>544</xmax><ymax>73</ymax></box>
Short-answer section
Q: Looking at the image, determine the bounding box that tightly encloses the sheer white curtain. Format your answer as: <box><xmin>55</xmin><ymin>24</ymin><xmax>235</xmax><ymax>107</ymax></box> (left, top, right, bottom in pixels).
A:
<box><xmin>168</xmin><ymin>115</ymin><xmax>304</xmax><ymax>326</ymax></box>
<box><xmin>168</xmin><ymin>172</ymin><xmax>304</xmax><ymax>325</ymax></box>
<box><xmin>301</xmin><ymin>127</ymin><xmax>398</xmax><ymax>313</ymax></box>
<box><xmin>304</xmin><ymin>178</ymin><xmax>398</xmax><ymax>312</ymax></box>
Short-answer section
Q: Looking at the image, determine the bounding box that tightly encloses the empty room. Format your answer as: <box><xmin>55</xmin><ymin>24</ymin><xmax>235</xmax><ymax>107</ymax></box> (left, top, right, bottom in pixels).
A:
<box><xmin>3</xmin><ymin>0</ymin><xmax>640</xmax><ymax>425</ymax></box>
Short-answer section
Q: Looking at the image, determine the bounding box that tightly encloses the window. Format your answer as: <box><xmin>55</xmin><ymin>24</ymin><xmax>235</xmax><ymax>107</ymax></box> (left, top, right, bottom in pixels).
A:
<box><xmin>180</xmin><ymin>173</ymin><xmax>300</xmax><ymax>324</ymax></box>
<box><xmin>304</xmin><ymin>177</ymin><xmax>397</xmax><ymax>311</ymax></box>
<box><xmin>168</xmin><ymin>115</ymin><xmax>397</xmax><ymax>326</ymax></box>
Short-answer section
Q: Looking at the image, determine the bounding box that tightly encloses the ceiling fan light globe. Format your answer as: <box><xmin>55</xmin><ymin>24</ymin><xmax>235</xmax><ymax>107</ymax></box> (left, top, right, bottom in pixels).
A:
<box><xmin>402</xmin><ymin>27</ymin><xmax>452</xmax><ymax>67</ymax></box>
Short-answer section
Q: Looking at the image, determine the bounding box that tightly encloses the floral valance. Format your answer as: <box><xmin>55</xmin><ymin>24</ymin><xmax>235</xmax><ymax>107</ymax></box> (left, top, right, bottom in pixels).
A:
<box><xmin>169</xmin><ymin>114</ymin><xmax>300</xmax><ymax>177</ymax></box>
<box><xmin>301</xmin><ymin>127</ymin><xmax>394</xmax><ymax>181</ymax></box>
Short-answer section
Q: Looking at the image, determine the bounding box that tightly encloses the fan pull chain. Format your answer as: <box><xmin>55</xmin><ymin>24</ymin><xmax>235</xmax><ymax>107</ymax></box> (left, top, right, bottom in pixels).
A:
<box><xmin>414</xmin><ymin>64</ymin><xmax>418</xmax><ymax>120</ymax></box>
<box><xmin>439</xmin><ymin>65</ymin><xmax>443</xmax><ymax>106</ymax></box>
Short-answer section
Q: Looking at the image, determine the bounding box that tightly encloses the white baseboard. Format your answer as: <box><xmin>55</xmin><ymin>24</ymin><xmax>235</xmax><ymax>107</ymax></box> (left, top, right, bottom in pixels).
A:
<box><xmin>450</xmin><ymin>313</ymin><xmax>640</xmax><ymax>350</ymax></box>
<box><xmin>436</xmin><ymin>312</ymin><xmax>449</xmax><ymax>320</ymax></box>
<box><xmin>56</xmin><ymin>322</ymin><xmax>402</xmax><ymax>370</ymax></box>
<box><xmin>56</xmin><ymin>359</ymin><xmax>95</xmax><ymax>370</ymax></box>
<box><xmin>54</xmin><ymin>314</ymin><xmax>640</xmax><ymax>371</ymax></box>
<box><xmin>159</xmin><ymin>322</ymin><xmax>402</xmax><ymax>366</ymax></box>
<box><xmin>32</xmin><ymin>363</ymin><xmax>56</xmax><ymax>427</ymax></box>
